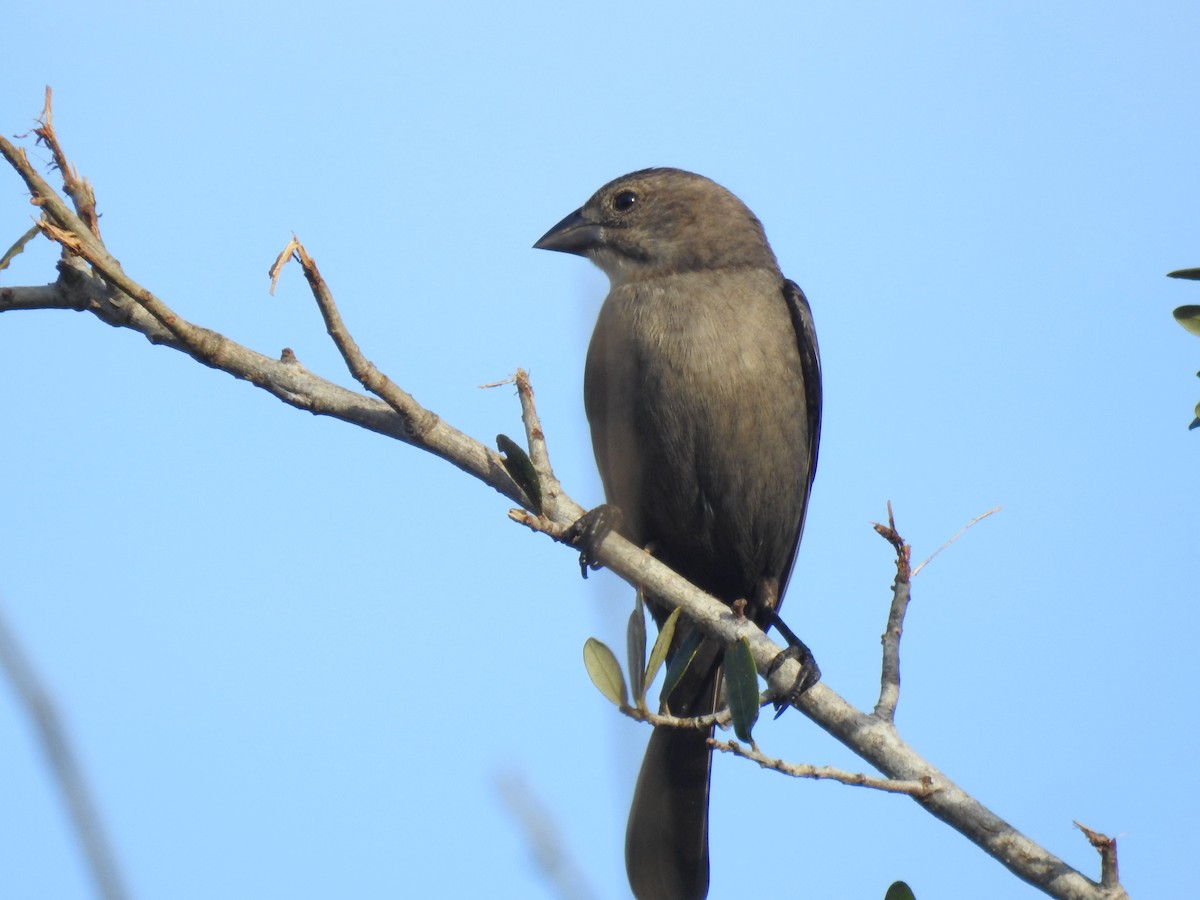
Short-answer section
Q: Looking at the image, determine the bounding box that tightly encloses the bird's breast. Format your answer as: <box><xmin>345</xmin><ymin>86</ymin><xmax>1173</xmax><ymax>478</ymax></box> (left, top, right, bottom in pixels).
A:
<box><xmin>584</xmin><ymin>267</ymin><xmax>811</xmax><ymax>597</ymax></box>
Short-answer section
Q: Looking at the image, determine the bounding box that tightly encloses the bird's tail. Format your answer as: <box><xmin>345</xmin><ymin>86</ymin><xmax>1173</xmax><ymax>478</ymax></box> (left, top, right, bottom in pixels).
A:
<box><xmin>625</xmin><ymin>667</ymin><xmax>718</xmax><ymax>900</ymax></box>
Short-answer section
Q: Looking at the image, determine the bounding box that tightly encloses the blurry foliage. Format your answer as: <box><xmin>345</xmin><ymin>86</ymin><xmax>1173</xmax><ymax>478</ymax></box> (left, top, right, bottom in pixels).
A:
<box><xmin>1167</xmin><ymin>269</ymin><xmax>1200</xmax><ymax>430</ymax></box>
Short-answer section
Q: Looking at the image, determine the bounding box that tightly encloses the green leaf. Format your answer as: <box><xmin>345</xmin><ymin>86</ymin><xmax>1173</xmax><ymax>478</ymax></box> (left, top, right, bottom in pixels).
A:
<box><xmin>1173</xmin><ymin>306</ymin><xmax>1200</xmax><ymax>337</ymax></box>
<box><xmin>884</xmin><ymin>882</ymin><xmax>917</xmax><ymax>900</ymax></box>
<box><xmin>627</xmin><ymin>593</ymin><xmax>647</xmax><ymax>704</ymax></box>
<box><xmin>583</xmin><ymin>638</ymin><xmax>627</xmax><ymax>707</ymax></box>
<box><xmin>496</xmin><ymin>434</ymin><xmax>543</xmax><ymax>514</ymax></box>
<box><xmin>1190</xmin><ymin>400</ymin><xmax>1200</xmax><ymax>431</ymax></box>
<box><xmin>725</xmin><ymin>636</ymin><xmax>760</xmax><ymax>743</ymax></box>
<box><xmin>1168</xmin><ymin>267</ymin><xmax>1200</xmax><ymax>280</ymax></box>
<box><xmin>644</xmin><ymin>606</ymin><xmax>681</xmax><ymax>700</ymax></box>
<box><xmin>660</xmin><ymin>628</ymin><xmax>702</xmax><ymax>708</ymax></box>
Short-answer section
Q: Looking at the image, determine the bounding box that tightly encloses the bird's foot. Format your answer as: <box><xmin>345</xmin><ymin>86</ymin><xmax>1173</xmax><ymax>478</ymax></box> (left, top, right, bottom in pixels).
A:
<box><xmin>766</xmin><ymin>611</ymin><xmax>821</xmax><ymax>717</ymax></box>
<box><xmin>564</xmin><ymin>504</ymin><xmax>623</xmax><ymax>579</ymax></box>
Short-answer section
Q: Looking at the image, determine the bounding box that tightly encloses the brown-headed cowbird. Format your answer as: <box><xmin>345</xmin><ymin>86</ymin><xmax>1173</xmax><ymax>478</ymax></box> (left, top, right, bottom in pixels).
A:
<box><xmin>534</xmin><ymin>168</ymin><xmax>821</xmax><ymax>900</ymax></box>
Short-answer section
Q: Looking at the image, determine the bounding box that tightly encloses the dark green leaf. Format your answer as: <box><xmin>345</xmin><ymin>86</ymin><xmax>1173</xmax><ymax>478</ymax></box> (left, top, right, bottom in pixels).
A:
<box><xmin>725</xmin><ymin>637</ymin><xmax>760</xmax><ymax>743</ymax></box>
<box><xmin>496</xmin><ymin>434</ymin><xmax>542</xmax><ymax>514</ymax></box>
<box><xmin>583</xmin><ymin>638</ymin><xmax>627</xmax><ymax>707</ymax></box>
<box><xmin>627</xmin><ymin>592</ymin><xmax>647</xmax><ymax>704</ymax></box>
<box><xmin>884</xmin><ymin>882</ymin><xmax>917</xmax><ymax>900</ymax></box>
<box><xmin>660</xmin><ymin>628</ymin><xmax>702</xmax><ymax>708</ymax></box>
<box><xmin>1167</xmin><ymin>267</ymin><xmax>1200</xmax><ymax>281</ymax></box>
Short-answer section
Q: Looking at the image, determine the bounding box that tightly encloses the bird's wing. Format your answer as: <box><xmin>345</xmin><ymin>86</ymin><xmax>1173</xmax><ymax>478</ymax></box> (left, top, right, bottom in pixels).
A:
<box><xmin>779</xmin><ymin>278</ymin><xmax>823</xmax><ymax>596</ymax></box>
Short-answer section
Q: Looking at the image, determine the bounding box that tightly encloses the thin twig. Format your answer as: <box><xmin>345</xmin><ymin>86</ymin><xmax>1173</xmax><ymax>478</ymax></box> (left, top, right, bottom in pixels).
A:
<box><xmin>873</xmin><ymin>502</ymin><xmax>912</xmax><ymax>721</ymax></box>
<box><xmin>281</xmin><ymin>239</ymin><xmax>440</xmax><ymax>438</ymax></box>
<box><xmin>0</xmin><ymin>602</ymin><xmax>130</xmax><ymax>900</ymax></box>
<box><xmin>514</xmin><ymin>369</ymin><xmax>553</xmax><ymax>482</ymax></box>
<box><xmin>31</xmin><ymin>88</ymin><xmax>100</xmax><ymax>238</ymax></box>
<box><xmin>0</xmin><ymin>132</ymin><xmax>530</xmax><ymax>509</ymax></box>
<box><xmin>2</xmin><ymin>132</ymin><xmax>227</xmax><ymax>356</ymax></box>
<box><xmin>911</xmin><ymin>506</ymin><xmax>1001</xmax><ymax>578</ymax></box>
<box><xmin>710</xmin><ymin>739</ymin><xmax>935</xmax><ymax>797</ymax></box>
<box><xmin>619</xmin><ymin>702</ymin><xmax>734</xmax><ymax>731</ymax></box>
<box><xmin>873</xmin><ymin>506</ymin><xmax>1001</xmax><ymax>721</ymax></box>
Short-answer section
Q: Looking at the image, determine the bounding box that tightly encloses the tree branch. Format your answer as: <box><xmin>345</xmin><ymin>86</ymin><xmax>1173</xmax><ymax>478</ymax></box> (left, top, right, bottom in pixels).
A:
<box><xmin>873</xmin><ymin>502</ymin><xmax>911</xmax><ymax>722</ymax></box>
<box><xmin>0</xmin><ymin>109</ymin><xmax>1128</xmax><ymax>900</ymax></box>
<box><xmin>273</xmin><ymin>236</ymin><xmax>440</xmax><ymax>438</ymax></box>
<box><xmin>1075</xmin><ymin>822</ymin><xmax>1121</xmax><ymax>891</ymax></box>
<box><xmin>709</xmin><ymin>739</ymin><xmax>933</xmax><ymax>797</ymax></box>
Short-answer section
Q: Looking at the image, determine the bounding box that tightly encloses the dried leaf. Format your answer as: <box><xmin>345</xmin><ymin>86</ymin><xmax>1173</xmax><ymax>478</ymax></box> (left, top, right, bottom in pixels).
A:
<box><xmin>0</xmin><ymin>222</ymin><xmax>41</xmax><ymax>271</ymax></box>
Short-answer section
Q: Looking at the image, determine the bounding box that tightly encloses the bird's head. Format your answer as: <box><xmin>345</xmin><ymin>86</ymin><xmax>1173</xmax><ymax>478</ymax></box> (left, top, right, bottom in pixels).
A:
<box><xmin>534</xmin><ymin>168</ymin><xmax>777</xmax><ymax>286</ymax></box>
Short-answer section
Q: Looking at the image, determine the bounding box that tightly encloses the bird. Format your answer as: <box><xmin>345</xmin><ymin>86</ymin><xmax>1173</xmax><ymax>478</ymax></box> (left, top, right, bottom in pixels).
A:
<box><xmin>534</xmin><ymin>168</ymin><xmax>821</xmax><ymax>900</ymax></box>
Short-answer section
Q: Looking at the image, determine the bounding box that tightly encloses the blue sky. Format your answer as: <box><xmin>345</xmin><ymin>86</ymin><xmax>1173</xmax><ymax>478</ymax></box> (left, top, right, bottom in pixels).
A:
<box><xmin>2</xmin><ymin>3</ymin><xmax>1197</xmax><ymax>898</ymax></box>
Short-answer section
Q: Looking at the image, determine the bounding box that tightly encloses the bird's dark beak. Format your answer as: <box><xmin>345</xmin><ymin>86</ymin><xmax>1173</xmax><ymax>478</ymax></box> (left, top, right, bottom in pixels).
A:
<box><xmin>533</xmin><ymin>208</ymin><xmax>602</xmax><ymax>256</ymax></box>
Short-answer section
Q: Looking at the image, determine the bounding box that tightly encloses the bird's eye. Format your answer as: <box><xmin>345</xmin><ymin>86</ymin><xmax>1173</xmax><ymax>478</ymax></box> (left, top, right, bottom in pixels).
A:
<box><xmin>612</xmin><ymin>190</ymin><xmax>638</xmax><ymax>212</ymax></box>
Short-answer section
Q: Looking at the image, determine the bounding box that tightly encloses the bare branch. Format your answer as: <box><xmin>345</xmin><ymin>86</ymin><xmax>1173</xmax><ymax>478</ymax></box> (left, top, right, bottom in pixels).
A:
<box><xmin>709</xmin><ymin>739</ymin><xmax>934</xmax><ymax>797</ymax></box>
<box><xmin>0</xmin><ymin>280</ymin><xmax>87</xmax><ymax>312</ymax></box>
<box><xmin>0</xmin><ymin>129</ymin><xmax>531</xmax><ymax>511</ymax></box>
<box><xmin>874</xmin><ymin>505</ymin><xmax>1000</xmax><ymax>720</ymax></box>
<box><xmin>281</xmin><ymin>237</ymin><xmax>440</xmax><ymax>437</ymax></box>
<box><xmin>873</xmin><ymin>502</ymin><xmax>911</xmax><ymax>722</ymax></box>
<box><xmin>31</xmin><ymin>87</ymin><xmax>100</xmax><ymax>238</ymax></box>
<box><xmin>0</xmin><ymin>112</ymin><xmax>1129</xmax><ymax>900</ymax></box>
<box><xmin>619</xmin><ymin>701</ymin><xmax>734</xmax><ymax>731</ymax></box>
<box><xmin>515</xmin><ymin>369</ymin><xmax>554</xmax><ymax>483</ymax></box>
<box><xmin>1075</xmin><ymin>822</ymin><xmax>1120</xmax><ymax>890</ymax></box>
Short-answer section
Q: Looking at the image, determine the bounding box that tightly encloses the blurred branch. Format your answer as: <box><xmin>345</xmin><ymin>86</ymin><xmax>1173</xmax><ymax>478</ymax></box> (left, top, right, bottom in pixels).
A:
<box><xmin>0</xmin><ymin>601</ymin><xmax>130</xmax><ymax>900</ymax></box>
<box><xmin>0</xmin><ymin>99</ymin><xmax>1128</xmax><ymax>900</ymax></box>
<box><xmin>1167</xmin><ymin>270</ymin><xmax>1200</xmax><ymax>429</ymax></box>
<box><xmin>496</xmin><ymin>772</ymin><xmax>599</xmax><ymax>900</ymax></box>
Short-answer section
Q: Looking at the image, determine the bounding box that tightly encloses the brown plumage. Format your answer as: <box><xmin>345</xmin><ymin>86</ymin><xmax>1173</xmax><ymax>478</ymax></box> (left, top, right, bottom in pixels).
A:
<box><xmin>535</xmin><ymin>168</ymin><xmax>822</xmax><ymax>900</ymax></box>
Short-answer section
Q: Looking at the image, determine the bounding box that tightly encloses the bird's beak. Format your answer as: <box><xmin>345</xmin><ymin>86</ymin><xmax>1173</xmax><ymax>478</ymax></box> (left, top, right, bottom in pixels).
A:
<box><xmin>533</xmin><ymin>208</ymin><xmax>602</xmax><ymax>256</ymax></box>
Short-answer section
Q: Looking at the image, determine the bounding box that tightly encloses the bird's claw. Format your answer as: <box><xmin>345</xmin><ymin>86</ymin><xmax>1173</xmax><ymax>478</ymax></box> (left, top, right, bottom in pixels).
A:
<box><xmin>565</xmin><ymin>504</ymin><xmax>623</xmax><ymax>579</ymax></box>
<box><xmin>766</xmin><ymin>618</ymin><xmax>821</xmax><ymax>717</ymax></box>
